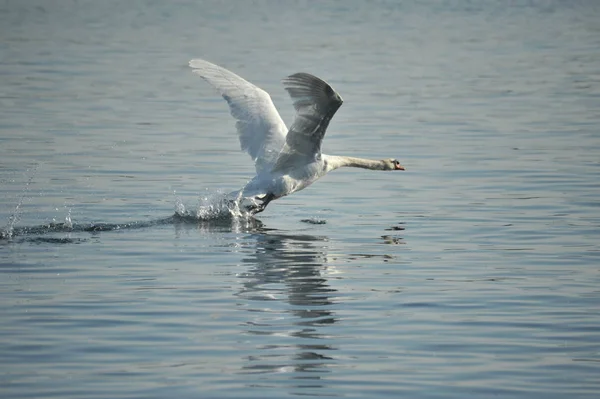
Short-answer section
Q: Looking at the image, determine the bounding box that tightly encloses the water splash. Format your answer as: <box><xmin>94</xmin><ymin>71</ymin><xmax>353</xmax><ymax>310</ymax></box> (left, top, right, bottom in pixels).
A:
<box><xmin>64</xmin><ymin>206</ymin><xmax>73</xmax><ymax>229</ymax></box>
<box><xmin>174</xmin><ymin>189</ymin><xmax>255</xmax><ymax>221</ymax></box>
<box><xmin>1</xmin><ymin>164</ymin><xmax>38</xmax><ymax>239</ymax></box>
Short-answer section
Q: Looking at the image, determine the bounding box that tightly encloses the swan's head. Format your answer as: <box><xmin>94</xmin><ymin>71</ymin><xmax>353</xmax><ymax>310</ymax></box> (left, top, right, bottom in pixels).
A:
<box><xmin>382</xmin><ymin>158</ymin><xmax>405</xmax><ymax>171</ymax></box>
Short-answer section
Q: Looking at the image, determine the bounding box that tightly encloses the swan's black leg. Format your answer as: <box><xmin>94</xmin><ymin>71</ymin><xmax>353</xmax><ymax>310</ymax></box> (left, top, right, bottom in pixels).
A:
<box><xmin>245</xmin><ymin>193</ymin><xmax>276</xmax><ymax>215</ymax></box>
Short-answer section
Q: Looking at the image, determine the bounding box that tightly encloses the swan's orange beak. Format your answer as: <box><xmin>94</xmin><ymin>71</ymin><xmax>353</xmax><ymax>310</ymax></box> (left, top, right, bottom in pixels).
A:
<box><xmin>395</xmin><ymin>164</ymin><xmax>405</xmax><ymax>171</ymax></box>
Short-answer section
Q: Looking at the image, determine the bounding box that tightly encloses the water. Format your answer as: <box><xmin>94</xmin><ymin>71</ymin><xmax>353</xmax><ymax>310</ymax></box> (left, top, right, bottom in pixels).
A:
<box><xmin>1</xmin><ymin>0</ymin><xmax>599</xmax><ymax>397</ymax></box>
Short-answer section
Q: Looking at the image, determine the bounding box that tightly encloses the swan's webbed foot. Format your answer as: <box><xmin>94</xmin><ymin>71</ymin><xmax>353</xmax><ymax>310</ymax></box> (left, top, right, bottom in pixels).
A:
<box><xmin>245</xmin><ymin>193</ymin><xmax>275</xmax><ymax>215</ymax></box>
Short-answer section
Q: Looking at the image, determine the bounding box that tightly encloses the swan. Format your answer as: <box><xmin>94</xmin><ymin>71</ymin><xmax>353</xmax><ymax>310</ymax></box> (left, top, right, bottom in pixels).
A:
<box><xmin>188</xmin><ymin>59</ymin><xmax>405</xmax><ymax>214</ymax></box>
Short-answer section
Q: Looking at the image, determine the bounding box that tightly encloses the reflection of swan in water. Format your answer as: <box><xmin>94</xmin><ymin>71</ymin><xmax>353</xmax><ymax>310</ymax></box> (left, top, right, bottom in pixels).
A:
<box><xmin>189</xmin><ymin>59</ymin><xmax>405</xmax><ymax>215</ymax></box>
<box><xmin>235</xmin><ymin>231</ymin><xmax>337</xmax><ymax>383</ymax></box>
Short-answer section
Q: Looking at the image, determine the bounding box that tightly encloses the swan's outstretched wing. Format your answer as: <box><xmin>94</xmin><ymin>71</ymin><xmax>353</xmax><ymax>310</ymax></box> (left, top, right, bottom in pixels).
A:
<box><xmin>273</xmin><ymin>73</ymin><xmax>343</xmax><ymax>172</ymax></box>
<box><xmin>189</xmin><ymin>59</ymin><xmax>288</xmax><ymax>173</ymax></box>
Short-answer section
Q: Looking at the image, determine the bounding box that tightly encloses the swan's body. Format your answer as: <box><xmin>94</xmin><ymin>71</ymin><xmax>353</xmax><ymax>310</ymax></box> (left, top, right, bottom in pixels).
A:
<box><xmin>189</xmin><ymin>59</ymin><xmax>405</xmax><ymax>214</ymax></box>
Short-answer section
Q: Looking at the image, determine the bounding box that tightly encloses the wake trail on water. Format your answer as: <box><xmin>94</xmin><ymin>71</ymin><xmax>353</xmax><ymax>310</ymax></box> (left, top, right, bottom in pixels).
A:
<box><xmin>1</xmin><ymin>189</ymin><xmax>258</xmax><ymax>242</ymax></box>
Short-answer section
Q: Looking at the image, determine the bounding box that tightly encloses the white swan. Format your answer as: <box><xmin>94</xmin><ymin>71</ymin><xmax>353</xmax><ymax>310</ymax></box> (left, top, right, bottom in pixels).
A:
<box><xmin>189</xmin><ymin>59</ymin><xmax>405</xmax><ymax>214</ymax></box>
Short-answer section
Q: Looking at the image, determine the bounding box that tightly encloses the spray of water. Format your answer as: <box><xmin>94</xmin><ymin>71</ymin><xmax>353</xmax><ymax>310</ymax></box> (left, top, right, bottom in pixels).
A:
<box><xmin>64</xmin><ymin>206</ymin><xmax>73</xmax><ymax>229</ymax></box>
<box><xmin>1</xmin><ymin>164</ymin><xmax>38</xmax><ymax>239</ymax></box>
<box><xmin>174</xmin><ymin>188</ymin><xmax>256</xmax><ymax>221</ymax></box>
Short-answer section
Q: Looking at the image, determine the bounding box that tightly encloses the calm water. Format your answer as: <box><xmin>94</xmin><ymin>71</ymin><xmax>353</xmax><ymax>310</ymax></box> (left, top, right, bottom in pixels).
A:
<box><xmin>1</xmin><ymin>0</ymin><xmax>599</xmax><ymax>398</ymax></box>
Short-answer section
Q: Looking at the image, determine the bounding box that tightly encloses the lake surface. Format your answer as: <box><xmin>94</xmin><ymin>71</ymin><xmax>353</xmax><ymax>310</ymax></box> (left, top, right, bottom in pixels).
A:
<box><xmin>1</xmin><ymin>1</ymin><xmax>599</xmax><ymax>398</ymax></box>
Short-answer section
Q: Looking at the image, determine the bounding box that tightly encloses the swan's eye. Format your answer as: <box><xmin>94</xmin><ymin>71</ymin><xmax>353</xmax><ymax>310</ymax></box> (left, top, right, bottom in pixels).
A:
<box><xmin>394</xmin><ymin>160</ymin><xmax>399</xmax><ymax>165</ymax></box>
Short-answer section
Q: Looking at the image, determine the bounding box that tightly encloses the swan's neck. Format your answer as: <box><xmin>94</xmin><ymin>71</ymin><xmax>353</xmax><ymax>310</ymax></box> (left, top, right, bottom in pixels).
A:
<box><xmin>323</xmin><ymin>154</ymin><xmax>385</xmax><ymax>172</ymax></box>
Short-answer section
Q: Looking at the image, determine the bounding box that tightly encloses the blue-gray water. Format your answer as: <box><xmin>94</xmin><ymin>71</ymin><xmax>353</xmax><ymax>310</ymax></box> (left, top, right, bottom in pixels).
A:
<box><xmin>1</xmin><ymin>1</ymin><xmax>599</xmax><ymax>398</ymax></box>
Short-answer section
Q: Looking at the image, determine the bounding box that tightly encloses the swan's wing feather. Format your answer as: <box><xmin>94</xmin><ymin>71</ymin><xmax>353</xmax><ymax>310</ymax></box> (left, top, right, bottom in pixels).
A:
<box><xmin>189</xmin><ymin>59</ymin><xmax>287</xmax><ymax>173</ymax></box>
<box><xmin>273</xmin><ymin>73</ymin><xmax>343</xmax><ymax>171</ymax></box>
